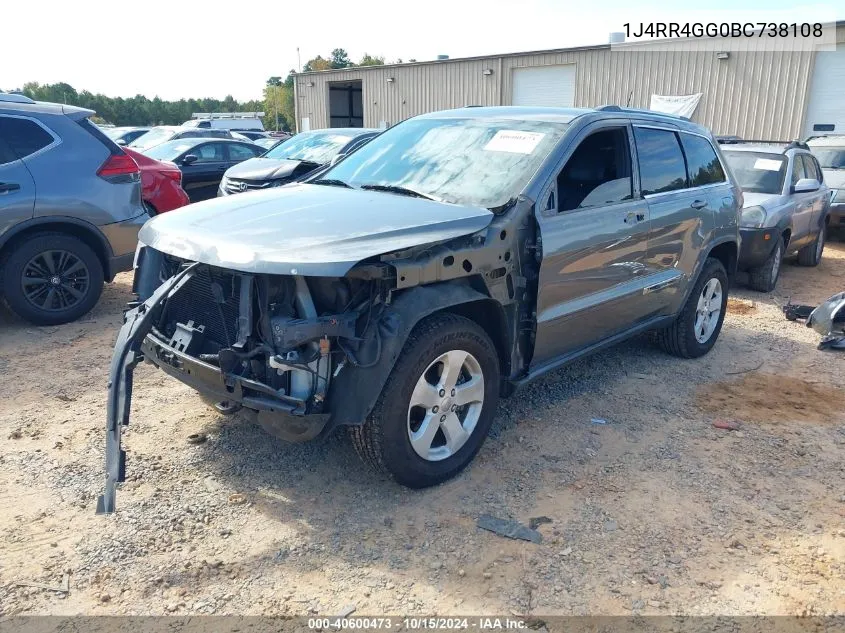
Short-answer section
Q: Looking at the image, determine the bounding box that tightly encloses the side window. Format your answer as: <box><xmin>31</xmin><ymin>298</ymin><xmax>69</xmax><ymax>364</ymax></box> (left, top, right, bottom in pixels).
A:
<box><xmin>0</xmin><ymin>137</ymin><xmax>17</xmax><ymax>165</ymax></box>
<box><xmin>228</xmin><ymin>143</ymin><xmax>260</xmax><ymax>161</ymax></box>
<box><xmin>191</xmin><ymin>143</ymin><xmax>226</xmax><ymax>162</ymax></box>
<box><xmin>791</xmin><ymin>154</ymin><xmax>806</xmax><ymax>186</ymax></box>
<box><xmin>814</xmin><ymin>157</ymin><xmax>824</xmax><ymax>183</ymax></box>
<box><xmin>680</xmin><ymin>133</ymin><xmax>726</xmax><ymax>186</ymax></box>
<box><xmin>556</xmin><ymin>127</ymin><xmax>633</xmax><ymax>212</ymax></box>
<box><xmin>0</xmin><ymin>116</ymin><xmax>55</xmax><ymax>159</ymax></box>
<box><xmin>801</xmin><ymin>155</ymin><xmax>821</xmax><ymax>182</ymax></box>
<box><xmin>633</xmin><ymin>127</ymin><xmax>688</xmax><ymax>195</ymax></box>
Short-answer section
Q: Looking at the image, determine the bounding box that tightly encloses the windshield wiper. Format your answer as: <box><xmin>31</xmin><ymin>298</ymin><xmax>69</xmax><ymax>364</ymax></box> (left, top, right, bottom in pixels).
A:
<box><xmin>311</xmin><ymin>178</ymin><xmax>352</xmax><ymax>188</ymax></box>
<box><xmin>360</xmin><ymin>184</ymin><xmax>434</xmax><ymax>200</ymax></box>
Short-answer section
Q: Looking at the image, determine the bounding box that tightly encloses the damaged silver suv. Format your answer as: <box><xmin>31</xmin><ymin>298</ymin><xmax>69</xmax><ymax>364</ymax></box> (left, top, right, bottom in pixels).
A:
<box><xmin>99</xmin><ymin>106</ymin><xmax>741</xmax><ymax>512</ymax></box>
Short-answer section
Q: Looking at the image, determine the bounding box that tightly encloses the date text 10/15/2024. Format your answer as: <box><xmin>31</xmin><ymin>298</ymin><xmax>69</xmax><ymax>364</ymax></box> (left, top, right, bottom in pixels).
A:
<box><xmin>307</xmin><ymin>617</ymin><xmax>532</xmax><ymax>630</ymax></box>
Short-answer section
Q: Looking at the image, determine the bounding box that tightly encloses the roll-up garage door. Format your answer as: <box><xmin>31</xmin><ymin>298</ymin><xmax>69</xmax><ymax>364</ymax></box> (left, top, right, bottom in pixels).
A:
<box><xmin>512</xmin><ymin>65</ymin><xmax>576</xmax><ymax>107</ymax></box>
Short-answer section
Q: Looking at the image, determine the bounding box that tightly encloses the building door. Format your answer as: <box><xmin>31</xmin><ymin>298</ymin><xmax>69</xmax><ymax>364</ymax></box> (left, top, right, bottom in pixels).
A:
<box><xmin>804</xmin><ymin>44</ymin><xmax>845</xmax><ymax>138</ymax></box>
<box><xmin>329</xmin><ymin>81</ymin><xmax>364</xmax><ymax>128</ymax></box>
<box><xmin>512</xmin><ymin>65</ymin><xmax>576</xmax><ymax>107</ymax></box>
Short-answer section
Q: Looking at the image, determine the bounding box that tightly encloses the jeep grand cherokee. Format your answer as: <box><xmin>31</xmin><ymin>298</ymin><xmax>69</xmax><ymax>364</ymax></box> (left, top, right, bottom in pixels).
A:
<box><xmin>98</xmin><ymin>106</ymin><xmax>740</xmax><ymax>512</ymax></box>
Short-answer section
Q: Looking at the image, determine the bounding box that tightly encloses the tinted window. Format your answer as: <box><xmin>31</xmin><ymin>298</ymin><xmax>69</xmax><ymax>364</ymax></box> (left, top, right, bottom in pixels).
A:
<box><xmin>191</xmin><ymin>143</ymin><xmax>226</xmax><ymax>162</ymax></box>
<box><xmin>680</xmin><ymin>134</ymin><xmax>726</xmax><ymax>186</ymax></box>
<box><xmin>0</xmin><ymin>116</ymin><xmax>54</xmax><ymax>159</ymax></box>
<box><xmin>633</xmin><ymin>127</ymin><xmax>687</xmax><ymax>195</ymax></box>
<box><xmin>722</xmin><ymin>151</ymin><xmax>787</xmax><ymax>195</ymax></box>
<box><xmin>0</xmin><ymin>137</ymin><xmax>17</xmax><ymax>164</ymax></box>
<box><xmin>800</xmin><ymin>155</ymin><xmax>820</xmax><ymax>182</ymax></box>
<box><xmin>228</xmin><ymin>143</ymin><xmax>260</xmax><ymax>161</ymax></box>
<box><xmin>557</xmin><ymin>128</ymin><xmax>633</xmax><ymax>212</ymax></box>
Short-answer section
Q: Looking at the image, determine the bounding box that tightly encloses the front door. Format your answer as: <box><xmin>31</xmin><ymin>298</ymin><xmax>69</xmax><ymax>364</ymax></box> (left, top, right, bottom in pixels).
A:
<box><xmin>533</xmin><ymin>123</ymin><xmax>652</xmax><ymax>368</ymax></box>
<box><xmin>180</xmin><ymin>142</ymin><xmax>228</xmax><ymax>202</ymax></box>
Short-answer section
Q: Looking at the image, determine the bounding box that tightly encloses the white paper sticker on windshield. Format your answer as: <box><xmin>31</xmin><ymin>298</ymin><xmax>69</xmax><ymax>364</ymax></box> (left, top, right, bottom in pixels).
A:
<box><xmin>484</xmin><ymin>130</ymin><xmax>545</xmax><ymax>154</ymax></box>
<box><xmin>754</xmin><ymin>158</ymin><xmax>783</xmax><ymax>171</ymax></box>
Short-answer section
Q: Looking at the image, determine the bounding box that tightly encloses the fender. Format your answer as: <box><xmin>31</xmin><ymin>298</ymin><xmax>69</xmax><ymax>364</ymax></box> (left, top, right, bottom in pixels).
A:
<box><xmin>323</xmin><ymin>280</ymin><xmax>493</xmax><ymax>432</ymax></box>
<box><xmin>0</xmin><ymin>215</ymin><xmax>114</xmax><ymax>260</ymax></box>
<box><xmin>675</xmin><ymin>235</ymin><xmax>740</xmax><ymax>311</ymax></box>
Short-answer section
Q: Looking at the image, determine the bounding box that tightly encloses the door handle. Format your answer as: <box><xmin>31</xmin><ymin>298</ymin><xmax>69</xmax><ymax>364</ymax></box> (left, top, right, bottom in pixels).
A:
<box><xmin>624</xmin><ymin>211</ymin><xmax>646</xmax><ymax>224</ymax></box>
<box><xmin>691</xmin><ymin>199</ymin><xmax>708</xmax><ymax>209</ymax></box>
<box><xmin>0</xmin><ymin>182</ymin><xmax>21</xmax><ymax>194</ymax></box>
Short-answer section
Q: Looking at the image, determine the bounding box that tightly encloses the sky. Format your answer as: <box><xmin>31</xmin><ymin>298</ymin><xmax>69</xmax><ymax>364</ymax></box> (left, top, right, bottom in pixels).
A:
<box><xmin>1</xmin><ymin>0</ymin><xmax>838</xmax><ymax>102</ymax></box>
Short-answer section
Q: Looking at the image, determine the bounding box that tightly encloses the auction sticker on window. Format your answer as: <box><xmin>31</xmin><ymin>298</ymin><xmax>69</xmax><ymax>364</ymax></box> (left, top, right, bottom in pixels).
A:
<box><xmin>753</xmin><ymin>158</ymin><xmax>784</xmax><ymax>171</ymax></box>
<box><xmin>484</xmin><ymin>130</ymin><xmax>545</xmax><ymax>154</ymax></box>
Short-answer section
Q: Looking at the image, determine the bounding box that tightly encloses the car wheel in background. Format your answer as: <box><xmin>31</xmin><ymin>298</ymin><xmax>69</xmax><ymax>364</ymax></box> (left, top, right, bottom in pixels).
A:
<box><xmin>350</xmin><ymin>313</ymin><xmax>500</xmax><ymax>488</ymax></box>
<box><xmin>653</xmin><ymin>257</ymin><xmax>729</xmax><ymax>359</ymax></box>
<box><xmin>747</xmin><ymin>236</ymin><xmax>784</xmax><ymax>293</ymax></box>
<box><xmin>797</xmin><ymin>226</ymin><xmax>824</xmax><ymax>267</ymax></box>
<box><xmin>1</xmin><ymin>232</ymin><xmax>103</xmax><ymax>326</ymax></box>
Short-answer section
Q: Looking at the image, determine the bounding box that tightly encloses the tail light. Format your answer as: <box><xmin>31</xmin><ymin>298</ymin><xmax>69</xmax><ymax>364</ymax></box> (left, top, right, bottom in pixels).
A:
<box><xmin>97</xmin><ymin>153</ymin><xmax>140</xmax><ymax>183</ymax></box>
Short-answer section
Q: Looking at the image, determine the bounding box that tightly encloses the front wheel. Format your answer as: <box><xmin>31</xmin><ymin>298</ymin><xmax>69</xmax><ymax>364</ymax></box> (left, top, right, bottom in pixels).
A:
<box><xmin>350</xmin><ymin>313</ymin><xmax>500</xmax><ymax>488</ymax></box>
<box><xmin>747</xmin><ymin>236</ymin><xmax>783</xmax><ymax>292</ymax></box>
<box><xmin>653</xmin><ymin>257</ymin><xmax>728</xmax><ymax>359</ymax></box>
<box><xmin>797</xmin><ymin>226</ymin><xmax>824</xmax><ymax>266</ymax></box>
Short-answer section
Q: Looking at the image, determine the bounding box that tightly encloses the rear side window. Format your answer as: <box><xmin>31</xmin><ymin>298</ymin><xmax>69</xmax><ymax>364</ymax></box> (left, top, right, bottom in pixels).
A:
<box><xmin>0</xmin><ymin>137</ymin><xmax>17</xmax><ymax>164</ymax></box>
<box><xmin>680</xmin><ymin>133</ymin><xmax>726</xmax><ymax>186</ymax></box>
<box><xmin>228</xmin><ymin>143</ymin><xmax>260</xmax><ymax>160</ymax></box>
<box><xmin>634</xmin><ymin>127</ymin><xmax>688</xmax><ymax>195</ymax></box>
<box><xmin>0</xmin><ymin>116</ymin><xmax>55</xmax><ymax>159</ymax></box>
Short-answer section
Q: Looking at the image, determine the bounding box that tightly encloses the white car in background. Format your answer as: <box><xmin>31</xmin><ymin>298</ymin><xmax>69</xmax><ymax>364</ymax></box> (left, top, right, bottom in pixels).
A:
<box><xmin>807</xmin><ymin>135</ymin><xmax>845</xmax><ymax>238</ymax></box>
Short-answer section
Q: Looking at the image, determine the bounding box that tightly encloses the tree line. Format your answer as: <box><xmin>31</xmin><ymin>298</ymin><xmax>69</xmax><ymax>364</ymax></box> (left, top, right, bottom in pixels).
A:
<box><xmin>6</xmin><ymin>49</ymin><xmax>397</xmax><ymax>132</ymax></box>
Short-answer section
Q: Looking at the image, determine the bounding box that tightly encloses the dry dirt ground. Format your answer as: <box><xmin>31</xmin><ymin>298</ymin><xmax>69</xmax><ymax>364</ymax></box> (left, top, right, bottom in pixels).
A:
<box><xmin>1</xmin><ymin>244</ymin><xmax>844</xmax><ymax>618</ymax></box>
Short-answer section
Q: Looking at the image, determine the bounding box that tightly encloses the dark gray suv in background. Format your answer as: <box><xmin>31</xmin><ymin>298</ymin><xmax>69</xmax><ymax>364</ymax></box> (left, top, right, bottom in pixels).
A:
<box><xmin>100</xmin><ymin>106</ymin><xmax>741</xmax><ymax>511</ymax></box>
<box><xmin>0</xmin><ymin>93</ymin><xmax>149</xmax><ymax>325</ymax></box>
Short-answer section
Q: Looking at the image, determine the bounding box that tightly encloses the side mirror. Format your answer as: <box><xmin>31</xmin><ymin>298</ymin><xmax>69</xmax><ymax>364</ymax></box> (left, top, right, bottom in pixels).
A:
<box><xmin>182</xmin><ymin>154</ymin><xmax>198</xmax><ymax>165</ymax></box>
<box><xmin>329</xmin><ymin>153</ymin><xmax>347</xmax><ymax>167</ymax></box>
<box><xmin>793</xmin><ymin>177</ymin><xmax>820</xmax><ymax>193</ymax></box>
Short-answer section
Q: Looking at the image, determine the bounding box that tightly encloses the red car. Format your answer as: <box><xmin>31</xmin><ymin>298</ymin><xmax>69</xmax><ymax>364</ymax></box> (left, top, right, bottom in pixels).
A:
<box><xmin>124</xmin><ymin>147</ymin><xmax>190</xmax><ymax>214</ymax></box>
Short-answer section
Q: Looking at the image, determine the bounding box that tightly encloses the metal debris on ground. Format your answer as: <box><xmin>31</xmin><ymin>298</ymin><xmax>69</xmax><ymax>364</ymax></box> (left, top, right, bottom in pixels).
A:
<box><xmin>15</xmin><ymin>574</ymin><xmax>70</xmax><ymax>594</ymax></box>
<box><xmin>186</xmin><ymin>433</ymin><xmax>207</xmax><ymax>445</ymax></box>
<box><xmin>712</xmin><ymin>419</ymin><xmax>741</xmax><ymax>431</ymax></box>
<box><xmin>591</xmin><ymin>418</ymin><xmax>608</xmax><ymax>425</ymax></box>
<box><xmin>783</xmin><ymin>292</ymin><xmax>845</xmax><ymax>350</ymax></box>
<box><xmin>528</xmin><ymin>516</ymin><xmax>553</xmax><ymax>530</ymax></box>
<box><xmin>477</xmin><ymin>514</ymin><xmax>543</xmax><ymax>543</ymax></box>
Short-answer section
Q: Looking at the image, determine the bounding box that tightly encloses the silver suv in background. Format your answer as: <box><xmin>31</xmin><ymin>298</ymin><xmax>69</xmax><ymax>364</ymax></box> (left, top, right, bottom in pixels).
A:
<box><xmin>807</xmin><ymin>135</ymin><xmax>845</xmax><ymax>238</ymax></box>
<box><xmin>0</xmin><ymin>93</ymin><xmax>149</xmax><ymax>325</ymax></box>
<box><xmin>720</xmin><ymin>140</ymin><xmax>830</xmax><ymax>292</ymax></box>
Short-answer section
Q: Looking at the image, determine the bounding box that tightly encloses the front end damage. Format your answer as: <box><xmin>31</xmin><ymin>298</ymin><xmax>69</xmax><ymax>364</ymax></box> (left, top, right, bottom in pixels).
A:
<box><xmin>98</xmin><ymin>193</ymin><xmax>538</xmax><ymax>513</ymax></box>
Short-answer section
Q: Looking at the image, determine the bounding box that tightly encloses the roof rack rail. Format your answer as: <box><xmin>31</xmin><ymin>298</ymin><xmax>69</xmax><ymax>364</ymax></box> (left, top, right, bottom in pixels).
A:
<box><xmin>716</xmin><ymin>138</ymin><xmax>809</xmax><ymax>151</ymax></box>
<box><xmin>0</xmin><ymin>93</ymin><xmax>36</xmax><ymax>105</ymax></box>
<box><xmin>191</xmin><ymin>112</ymin><xmax>265</xmax><ymax>119</ymax></box>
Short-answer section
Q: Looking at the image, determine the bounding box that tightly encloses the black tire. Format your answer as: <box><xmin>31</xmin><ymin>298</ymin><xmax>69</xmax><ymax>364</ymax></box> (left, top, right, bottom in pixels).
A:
<box><xmin>653</xmin><ymin>257</ymin><xmax>728</xmax><ymax>359</ymax></box>
<box><xmin>797</xmin><ymin>226</ymin><xmax>824</xmax><ymax>267</ymax></box>
<box><xmin>747</xmin><ymin>236</ymin><xmax>784</xmax><ymax>292</ymax></box>
<box><xmin>349</xmin><ymin>312</ymin><xmax>500</xmax><ymax>488</ymax></box>
<box><xmin>1</xmin><ymin>232</ymin><xmax>103</xmax><ymax>326</ymax></box>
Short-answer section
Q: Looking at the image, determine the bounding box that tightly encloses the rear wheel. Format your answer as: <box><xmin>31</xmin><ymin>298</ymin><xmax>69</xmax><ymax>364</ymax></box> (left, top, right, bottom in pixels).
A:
<box><xmin>2</xmin><ymin>232</ymin><xmax>103</xmax><ymax>325</ymax></box>
<box><xmin>350</xmin><ymin>313</ymin><xmax>500</xmax><ymax>488</ymax></box>
<box><xmin>654</xmin><ymin>257</ymin><xmax>728</xmax><ymax>359</ymax></box>
<box><xmin>797</xmin><ymin>226</ymin><xmax>824</xmax><ymax>266</ymax></box>
<box><xmin>747</xmin><ymin>236</ymin><xmax>783</xmax><ymax>292</ymax></box>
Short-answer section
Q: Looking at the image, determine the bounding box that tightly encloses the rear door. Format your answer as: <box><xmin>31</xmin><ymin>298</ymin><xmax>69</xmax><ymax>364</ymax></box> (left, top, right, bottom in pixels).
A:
<box><xmin>634</xmin><ymin>125</ymin><xmax>716</xmax><ymax>315</ymax></box>
<box><xmin>180</xmin><ymin>142</ymin><xmax>228</xmax><ymax>202</ymax></box>
<box><xmin>0</xmin><ymin>116</ymin><xmax>42</xmax><ymax>236</ymax></box>
<box><xmin>800</xmin><ymin>154</ymin><xmax>829</xmax><ymax>230</ymax></box>
<box><xmin>533</xmin><ymin>121</ymin><xmax>652</xmax><ymax>367</ymax></box>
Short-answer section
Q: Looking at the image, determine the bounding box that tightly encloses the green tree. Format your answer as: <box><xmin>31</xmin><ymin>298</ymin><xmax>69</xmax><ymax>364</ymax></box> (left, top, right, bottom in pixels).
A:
<box><xmin>330</xmin><ymin>48</ymin><xmax>353</xmax><ymax>69</ymax></box>
<box><xmin>358</xmin><ymin>54</ymin><xmax>385</xmax><ymax>66</ymax></box>
<box><xmin>302</xmin><ymin>55</ymin><xmax>331</xmax><ymax>72</ymax></box>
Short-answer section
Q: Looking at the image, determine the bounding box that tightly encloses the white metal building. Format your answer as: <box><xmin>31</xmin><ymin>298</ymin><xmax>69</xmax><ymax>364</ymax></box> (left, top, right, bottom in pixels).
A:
<box><xmin>294</xmin><ymin>23</ymin><xmax>845</xmax><ymax>140</ymax></box>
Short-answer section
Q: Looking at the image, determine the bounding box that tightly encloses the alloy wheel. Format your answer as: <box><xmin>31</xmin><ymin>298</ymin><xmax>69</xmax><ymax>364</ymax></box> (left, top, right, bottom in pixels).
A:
<box><xmin>694</xmin><ymin>278</ymin><xmax>723</xmax><ymax>344</ymax></box>
<box><xmin>407</xmin><ymin>349</ymin><xmax>485</xmax><ymax>462</ymax></box>
<box><xmin>21</xmin><ymin>250</ymin><xmax>90</xmax><ymax>312</ymax></box>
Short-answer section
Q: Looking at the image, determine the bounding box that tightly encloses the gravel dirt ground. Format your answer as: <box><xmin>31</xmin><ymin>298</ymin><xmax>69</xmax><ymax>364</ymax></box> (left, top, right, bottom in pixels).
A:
<box><xmin>1</xmin><ymin>243</ymin><xmax>844</xmax><ymax>618</ymax></box>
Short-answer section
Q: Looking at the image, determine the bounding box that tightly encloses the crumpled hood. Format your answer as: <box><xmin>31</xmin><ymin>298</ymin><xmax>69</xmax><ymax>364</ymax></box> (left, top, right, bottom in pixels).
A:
<box><xmin>139</xmin><ymin>183</ymin><xmax>494</xmax><ymax>276</ymax></box>
<box><xmin>225</xmin><ymin>157</ymin><xmax>314</xmax><ymax>181</ymax></box>
<box><xmin>740</xmin><ymin>192</ymin><xmax>780</xmax><ymax>208</ymax></box>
